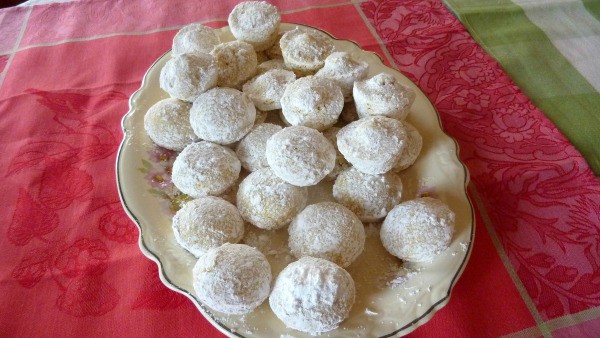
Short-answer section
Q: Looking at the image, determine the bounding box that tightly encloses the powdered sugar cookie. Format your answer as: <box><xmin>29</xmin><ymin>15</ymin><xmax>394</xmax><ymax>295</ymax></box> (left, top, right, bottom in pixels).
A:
<box><xmin>159</xmin><ymin>53</ymin><xmax>218</xmax><ymax>102</ymax></box>
<box><xmin>190</xmin><ymin>87</ymin><xmax>256</xmax><ymax>145</ymax></box>
<box><xmin>288</xmin><ymin>202</ymin><xmax>365</xmax><ymax>268</ymax></box>
<box><xmin>333</xmin><ymin>167</ymin><xmax>403</xmax><ymax>222</ymax></box>
<box><xmin>337</xmin><ymin>116</ymin><xmax>408</xmax><ymax>175</ymax></box>
<box><xmin>172</xmin><ymin>23</ymin><xmax>220</xmax><ymax>56</ymax></box>
<box><xmin>242</xmin><ymin>69</ymin><xmax>296</xmax><ymax>111</ymax></box>
<box><xmin>381</xmin><ymin>197</ymin><xmax>455</xmax><ymax>262</ymax></box>
<box><xmin>280</xmin><ymin>27</ymin><xmax>334</xmax><ymax>75</ymax></box>
<box><xmin>315</xmin><ymin>52</ymin><xmax>368</xmax><ymax>102</ymax></box>
<box><xmin>237</xmin><ymin>168</ymin><xmax>307</xmax><ymax>230</ymax></box>
<box><xmin>228</xmin><ymin>1</ymin><xmax>281</xmax><ymax>51</ymax></box>
<box><xmin>171</xmin><ymin>141</ymin><xmax>241</xmax><ymax>198</ymax></box>
<box><xmin>280</xmin><ymin>76</ymin><xmax>343</xmax><ymax>131</ymax></box>
<box><xmin>210</xmin><ymin>40</ymin><xmax>258</xmax><ymax>88</ymax></box>
<box><xmin>236</xmin><ymin>123</ymin><xmax>282</xmax><ymax>172</ymax></box>
<box><xmin>269</xmin><ymin>256</ymin><xmax>355</xmax><ymax>334</ymax></box>
<box><xmin>266</xmin><ymin>126</ymin><xmax>336</xmax><ymax>186</ymax></box>
<box><xmin>193</xmin><ymin>243</ymin><xmax>271</xmax><ymax>314</ymax></box>
<box><xmin>143</xmin><ymin>98</ymin><xmax>198</xmax><ymax>151</ymax></box>
<box><xmin>172</xmin><ymin>196</ymin><xmax>244</xmax><ymax>257</ymax></box>
<box><xmin>353</xmin><ymin>73</ymin><xmax>415</xmax><ymax>120</ymax></box>
<box><xmin>393</xmin><ymin>121</ymin><xmax>423</xmax><ymax>172</ymax></box>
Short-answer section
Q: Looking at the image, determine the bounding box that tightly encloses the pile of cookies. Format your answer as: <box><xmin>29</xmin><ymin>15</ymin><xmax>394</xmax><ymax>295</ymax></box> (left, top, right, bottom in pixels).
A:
<box><xmin>143</xmin><ymin>1</ymin><xmax>455</xmax><ymax>335</ymax></box>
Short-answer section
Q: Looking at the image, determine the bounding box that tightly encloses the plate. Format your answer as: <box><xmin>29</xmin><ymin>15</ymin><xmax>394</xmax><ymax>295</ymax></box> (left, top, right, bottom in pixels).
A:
<box><xmin>117</xmin><ymin>23</ymin><xmax>474</xmax><ymax>337</ymax></box>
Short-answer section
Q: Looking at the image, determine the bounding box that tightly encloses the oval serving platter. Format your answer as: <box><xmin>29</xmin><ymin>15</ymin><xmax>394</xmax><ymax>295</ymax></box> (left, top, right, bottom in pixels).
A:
<box><xmin>117</xmin><ymin>22</ymin><xmax>475</xmax><ymax>337</ymax></box>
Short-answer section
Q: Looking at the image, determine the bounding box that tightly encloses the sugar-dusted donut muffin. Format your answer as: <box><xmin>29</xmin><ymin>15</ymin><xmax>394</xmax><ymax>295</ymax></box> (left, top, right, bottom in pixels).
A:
<box><xmin>337</xmin><ymin>116</ymin><xmax>408</xmax><ymax>175</ymax></box>
<box><xmin>269</xmin><ymin>257</ymin><xmax>355</xmax><ymax>334</ymax></box>
<box><xmin>190</xmin><ymin>87</ymin><xmax>256</xmax><ymax>145</ymax></box>
<box><xmin>333</xmin><ymin>167</ymin><xmax>403</xmax><ymax>222</ymax></box>
<box><xmin>193</xmin><ymin>243</ymin><xmax>272</xmax><ymax>315</ymax></box>
<box><xmin>288</xmin><ymin>202</ymin><xmax>365</xmax><ymax>268</ymax></box>
<box><xmin>315</xmin><ymin>52</ymin><xmax>369</xmax><ymax>102</ymax></box>
<box><xmin>322</xmin><ymin>127</ymin><xmax>350</xmax><ymax>181</ymax></box>
<box><xmin>237</xmin><ymin>168</ymin><xmax>308</xmax><ymax>230</ymax></box>
<box><xmin>381</xmin><ymin>197</ymin><xmax>455</xmax><ymax>262</ymax></box>
<box><xmin>236</xmin><ymin>123</ymin><xmax>282</xmax><ymax>172</ymax></box>
<box><xmin>256</xmin><ymin>59</ymin><xmax>287</xmax><ymax>74</ymax></box>
<box><xmin>172</xmin><ymin>141</ymin><xmax>241</xmax><ymax>198</ymax></box>
<box><xmin>228</xmin><ymin>1</ymin><xmax>281</xmax><ymax>51</ymax></box>
<box><xmin>242</xmin><ymin>69</ymin><xmax>296</xmax><ymax>111</ymax></box>
<box><xmin>280</xmin><ymin>76</ymin><xmax>344</xmax><ymax>131</ymax></box>
<box><xmin>159</xmin><ymin>53</ymin><xmax>218</xmax><ymax>102</ymax></box>
<box><xmin>279</xmin><ymin>27</ymin><xmax>334</xmax><ymax>75</ymax></box>
<box><xmin>353</xmin><ymin>73</ymin><xmax>415</xmax><ymax>120</ymax></box>
<box><xmin>172</xmin><ymin>197</ymin><xmax>244</xmax><ymax>257</ymax></box>
<box><xmin>172</xmin><ymin>23</ymin><xmax>220</xmax><ymax>56</ymax></box>
<box><xmin>143</xmin><ymin>98</ymin><xmax>198</xmax><ymax>151</ymax></box>
<box><xmin>393</xmin><ymin>121</ymin><xmax>423</xmax><ymax>172</ymax></box>
<box><xmin>210</xmin><ymin>40</ymin><xmax>258</xmax><ymax>88</ymax></box>
<box><xmin>266</xmin><ymin>126</ymin><xmax>336</xmax><ymax>186</ymax></box>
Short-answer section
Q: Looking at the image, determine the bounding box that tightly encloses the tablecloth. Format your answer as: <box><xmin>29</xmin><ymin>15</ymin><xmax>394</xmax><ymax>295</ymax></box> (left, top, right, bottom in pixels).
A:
<box><xmin>0</xmin><ymin>0</ymin><xmax>599</xmax><ymax>337</ymax></box>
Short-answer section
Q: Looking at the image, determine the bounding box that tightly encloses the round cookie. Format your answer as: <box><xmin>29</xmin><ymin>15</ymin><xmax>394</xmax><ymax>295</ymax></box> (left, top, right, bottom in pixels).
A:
<box><xmin>236</xmin><ymin>123</ymin><xmax>283</xmax><ymax>172</ymax></box>
<box><xmin>237</xmin><ymin>168</ymin><xmax>308</xmax><ymax>230</ymax></box>
<box><xmin>269</xmin><ymin>256</ymin><xmax>355</xmax><ymax>334</ymax></box>
<box><xmin>143</xmin><ymin>98</ymin><xmax>198</xmax><ymax>151</ymax></box>
<box><xmin>172</xmin><ymin>197</ymin><xmax>244</xmax><ymax>257</ymax></box>
<box><xmin>172</xmin><ymin>23</ymin><xmax>220</xmax><ymax>56</ymax></box>
<box><xmin>159</xmin><ymin>53</ymin><xmax>218</xmax><ymax>102</ymax></box>
<box><xmin>337</xmin><ymin>116</ymin><xmax>408</xmax><ymax>175</ymax></box>
<box><xmin>279</xmin><ymin>27</ymin><xmax>334</xmax><ymax>75</ymax></box>
<box><xmin>315</xmin><ymin>52</ymin><xmax>369</xmax><ymax>102</ymax></box>
<box><xmin>190</xmin><ymin>87</ymin><xmax>256</xmax><ymax>145</ymax></box>
<box><xmin>288</xmin><ymin>202</ymin><xmax>365</xmax><ymax>268</ymax></box>
<box><xmin>228</xmin><ymin>1</ymin><xmax>281</xmax><ymax>51</ymax></box>
<box><xmin>242</xmin><ymin>69</ymin><xmax>296</xmax><ymax>111</ymax></box>
<box><xmin>393</xmin><ymin>121</ymin><xmax>423</xmax><ymax>172</ymax></box>
<box><xmin>333</xmin><ymin>167</ymin><xmax>403</xmax><ymax>222</ymax></box>
<box><xmin>266</xmin><ymin>126</ymin><xmax>336</xmax><ymax>186</ymax></box>
<box><xmin>193</xmin><ymin>243</ymin><xmax>272</xmax><ymax>315</ymax></box>
<box><xmin>171</xmin><ymin>141</ymin><xmax>241</xmax><ymax>198</ymax></box>
<box><xmin>210</xmin><ymin>40</ymin><xmax>258</xmax><ymax>88</ymax></box>
<box><xmin>280</xmin><ymin>76</ymin><xmax>344</xmax><ymax>131</ymax></box>
<box><xmin>353</xmin><ymin>73</ymin><xmax>415</xmax><ymax>120</ymax></box>
<box><xmin>380</xmin><ymin>197</ymin><xmax>455</xmax><ymax>262</ymax></box>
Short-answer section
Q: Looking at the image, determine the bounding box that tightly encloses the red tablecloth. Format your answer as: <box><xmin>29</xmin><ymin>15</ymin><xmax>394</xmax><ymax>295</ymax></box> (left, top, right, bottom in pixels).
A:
<box><xmin>1</xmin><ymin>0</ymin><xmax>599</xmax><ymax>337</ymax></box>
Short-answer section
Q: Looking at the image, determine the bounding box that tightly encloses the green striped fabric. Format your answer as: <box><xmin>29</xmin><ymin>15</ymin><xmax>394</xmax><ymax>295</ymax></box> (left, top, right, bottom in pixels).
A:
<box><xmin>444</xmin><ymin>0</ymin><xmax>600</xmax><ymax>175</ymax></box>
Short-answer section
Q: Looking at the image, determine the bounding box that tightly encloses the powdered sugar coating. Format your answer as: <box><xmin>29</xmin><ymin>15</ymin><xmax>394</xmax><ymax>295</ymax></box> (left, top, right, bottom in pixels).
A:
<box><xmin>337</xmin><ymin>116</ymin><xmax>408</xmax><ymax>175</ymax></box>
<box><xmin>228</xmin><ymin>1</ymin><xmax>281</xmax><ymax>51</ymax></box>
<box><xmin>288</xmin><ymin>202</ymin><xmax>365</xmax><ymax>268</ymax></box>
<box><xmin>236</xmin><ymin>123</ymin><xmax>282</xmax><ymax>172</ymax></box>
<box><xmin>266</xmin><ymin>126</ymin><xmax>336</xmax><ymax>186</ymax></box>
<box><xmin>353</xmin><ymin>73</ymin><xmax>415</xmax><ymax>120</ymax></box>
<box><xmin>280</xmin><ymin>76</ymin><xmax>344</xmax><ymax>131</ymax></box>
<box><xmin>256</xmin><ymin>59</ymin><xmax>287</xmax><ymax>74</ymax></box>
<box><xmin>172</xmin><ymin>197</ymin><xmax>244</xmax><ymax>257</ymax></box>
<box><xmin>143</xmin><ymin>98</ymin><xmax>198</xmax><ymax>151</ymax></box>
<box><xmin>333</xmin><ymin>167</ymin><xmax>403</xmax><ymax>222</ymax></box>
<box><xmin>269</xmin><ymin>256</ymin><xmax>355</xmax><ymax>334</ymax></box>
<box><xmin>242</xmin><ymin>69</ymin><xmax>296</xmax><ymax>111</ymax></box>
<box><xmin>237</xmin><ymin>168</ymin><xmax>308</xmax><ymax>230</ymax></box>
<box><xmin>171</xmin><ymin>141</ymin><xmax>241</xmax><ymax>198</ymax></box>
<box><xmin>280</xmin><ymin>27</ymin><xmax>334</xmax><ymax>74</ymax></box>
<box><xmin>380</xmin><ymin>197</ymin><xmax>455</xmax><ymax>262</ymax></box>
<box><xmin>172</xmin><ymin>23</ymin><xmax>220</xmax><ymax>56</ymax></box>
<box><xmin>210</xmin><ymin>40</ymin><xmax>258</xmax><ymax>88</ymax></box>
<box><xmin>393</xmin><ymin>121</ymin><xmax>423</xmax><ymax>172</ymax></box>
<box><xmin>190</xmin><ymin>87</ymin><xmax>256</xmax><ymax>145</ymax></box>
<box><xmin>322</xmin><ymin>127</ymin><xmax>350</xmax><ymax>180</ymax></box>
<box><xmin>159</xmin><ymin>53</ymin><xmax>218</xmax><ymax>102</ymax></box>
<box><xmin>193</xmin><ymin>243</ymin><xmax>272</xmax><ymax>315</ymax></box>
<box><xmin>315</xmin><ymin>52</ymin><xmax>369</xmax><ymax>102</ymax></box>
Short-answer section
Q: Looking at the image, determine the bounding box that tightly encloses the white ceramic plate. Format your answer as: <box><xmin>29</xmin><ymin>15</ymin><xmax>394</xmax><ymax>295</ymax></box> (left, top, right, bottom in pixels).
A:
<box><xmin>117</xmin><ymin>23</ymin><xmax>474</xmax><ymax>337</ymax></box>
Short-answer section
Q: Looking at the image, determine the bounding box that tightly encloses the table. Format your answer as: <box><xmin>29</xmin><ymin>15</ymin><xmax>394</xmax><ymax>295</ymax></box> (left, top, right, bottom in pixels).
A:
<box><xmin>1</xmin><ymin>0</ymin><xmax>599</xmax><ymax>337</ymax></box>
